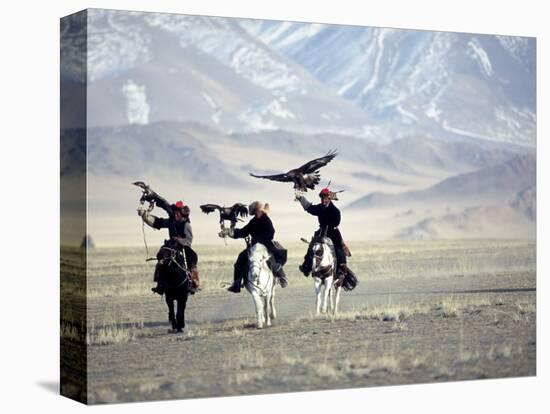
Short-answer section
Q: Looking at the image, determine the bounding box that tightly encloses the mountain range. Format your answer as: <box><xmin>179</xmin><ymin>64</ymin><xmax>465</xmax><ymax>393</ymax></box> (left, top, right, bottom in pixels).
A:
<box><xmin>348</xmin><ymin>153</ymin><xmax>536</xmax><ymax>209</ymax></box>
<box><xmin>61</xmin><ymin>9</ymin><xmax>536</xmax><ymax>148</ymax></box>
<box><xmin>59</xmin><ymin>9</ymin><xmax>536</xmax><ymax>244</ymax></box>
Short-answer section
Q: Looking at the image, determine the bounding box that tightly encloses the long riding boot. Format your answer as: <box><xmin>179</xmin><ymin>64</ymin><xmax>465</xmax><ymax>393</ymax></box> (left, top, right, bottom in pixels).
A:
<box><xmin>335</xmin><ymin>263</ymin><xmax>348</xmax><ymax>287</ymax></box>
<box><xmin>227</xmin><ymin>281</ymin><xmax>241</xmax><ymax>293</ymax></box>
<box><xmin>269</xmin><ymin>260</ymin><xmax>288</xmax><ymax>288</ymax></box>
<box><xmin>227</xmin><ymin>270</ymin><xmax>242</xmax><ymax>293</ymax></box>
<box><xmin>299</xmin><ymin>245</ymin><xmax>314</xmax><ymax>277</ymax></box>
<box><xmin>228</xmin><ymin>251</ymin><xmax>247</xmax><ymax>293</ymax></box>
<box><xmin>337</xmin><ymin>263</ymin><xmax>348</xmax><ymax>276</ymax></box>
<box><xmin>151</xmin><ymin>264</ymin><xmax>165</xmax><ymax>295</ymax></box>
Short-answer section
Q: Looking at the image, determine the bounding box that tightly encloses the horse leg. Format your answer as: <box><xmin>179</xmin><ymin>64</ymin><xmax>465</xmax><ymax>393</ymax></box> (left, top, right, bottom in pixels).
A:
<box><xmin>165</xmin><ymin>292</ymin><xmax>176</xmax><ymax>330</ymax></box>
<box><xmin>251</xmin><ymin>292</ymin><xmax>265</xmax><ymax>329</ymax></box>
<box><xmin>314</xmin><ymin>277</ymin><xmax>322</xmax><ymax>316</ymax></box>
<box><xmin>269</xmin><ymin>285</ymin><xmax>277</xmax><ymax>320</ymax></box>
<box><xmin>322</xmin><ymin>276</ymin><xmax>333</xmax><ymax>314</ymax></box>
<box><xmin>333</xmin><ymin>286</ymin><xmax>342</xmax><ymax>315</ymax></box>
<box><xmin>328</xmin><ymin>281</ymin><xmax>334</xmax><ymax>314</ymax></box>
<box><xmin>264</xmin><ymin>294</ymin><xmax>272</xmax><ymax>327</ymax></box>
<box><xmin>175</xmin><ymin>288</ymin><xmax>188</xmax><ymax>332</ymax></box>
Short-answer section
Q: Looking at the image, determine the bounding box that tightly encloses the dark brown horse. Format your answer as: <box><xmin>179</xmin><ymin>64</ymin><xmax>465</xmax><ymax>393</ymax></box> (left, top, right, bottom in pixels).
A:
<box><xmin>153</xmin><ymin>240</ymin><xmax>193</xmax><ymax>333</ymax></box>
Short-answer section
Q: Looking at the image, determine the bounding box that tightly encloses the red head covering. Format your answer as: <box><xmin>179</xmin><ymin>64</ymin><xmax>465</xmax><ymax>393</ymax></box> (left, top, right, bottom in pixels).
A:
<box><xmin>319</xmin><ymin>188</ymin><xmax>330</xmax><ymax>198</ymax></box>
<box><xmin>175</xmin><ymin>200</ymin><xmax>185</xmax><ymax>209</ymax></box>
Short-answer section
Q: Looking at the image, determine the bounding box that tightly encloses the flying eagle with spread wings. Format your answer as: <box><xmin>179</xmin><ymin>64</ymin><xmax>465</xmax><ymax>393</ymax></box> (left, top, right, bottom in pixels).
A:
<box><xmin>249</xmin><ymin>150</ymin><xmax>337</xmax><ymax>192</ymax></box>
<box><xmin>199</xmin><ymin>203</ymin><xmax>249</xmax><ymax>228</ymax></box>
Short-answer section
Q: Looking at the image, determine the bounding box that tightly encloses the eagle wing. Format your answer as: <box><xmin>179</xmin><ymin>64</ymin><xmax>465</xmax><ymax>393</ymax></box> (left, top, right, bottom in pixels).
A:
<box><xmin>200</xmin><ymin>204</ymin><xmax>222</xmax><ymax>214</ymax></box>
<box><xmin>231</xmin><ymin>203</ymin><xmax>249</xmax><ymax>219</ymax></box>
<box><xmin>297</xmin><ymin>150</ymin><xmax>338</xmax><ymax>174</ymax></box>
<box><xmin>132</xmin><ymin>181</ymin><xmax>149</xmax><ymax>191</ymax></box>
<box><xmin>249</xmin><ymin>172</ymin><xmax>293</xmax><ymax>183</ymax></box>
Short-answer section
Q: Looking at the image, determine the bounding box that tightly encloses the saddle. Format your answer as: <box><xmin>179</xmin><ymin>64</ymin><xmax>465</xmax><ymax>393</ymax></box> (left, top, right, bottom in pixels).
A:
<box><xmin>271</xmin><ymin>241</ymin><xmax>288</xmax><ymax>266</ymax></box>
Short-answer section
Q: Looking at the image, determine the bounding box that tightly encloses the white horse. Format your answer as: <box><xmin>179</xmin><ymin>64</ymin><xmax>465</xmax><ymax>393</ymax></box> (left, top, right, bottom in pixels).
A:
<box><xmin>311</xmin><ymin>237</ymin><xmax>342</xmax><ymax>316</ymax></box>
<box><xmin>245</xmin><ymin>243</ymin><xmax>276</xmax><ymax>329</ymax></box>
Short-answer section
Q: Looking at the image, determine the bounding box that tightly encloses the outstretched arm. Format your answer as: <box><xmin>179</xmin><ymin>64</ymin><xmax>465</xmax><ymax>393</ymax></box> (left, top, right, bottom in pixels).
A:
<box><xmin>150</xmin><ymin>193</ymin><xmax>173</xmax><ymax>215</ymax></box>
<box><xmin>137</xmin><ymin>208</ymin><xmax>168</xmax><ymax>229</ymax></box>
<box><xmin>297</xmin><ymin>195</ymin><xmax>322</xmax><ymax>216</ymax></box>
<box><xmin>297</xmin><ymin>195</ymin><xmax>312</xmax><ymax>210</ymax></box>
<box><xmin>232</xmin><ymin>221</ymin><xmax>251</xmax><ymax>239</ymax></box>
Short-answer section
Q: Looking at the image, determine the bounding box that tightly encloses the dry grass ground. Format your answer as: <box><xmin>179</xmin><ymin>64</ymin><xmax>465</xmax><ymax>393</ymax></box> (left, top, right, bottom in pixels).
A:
<box><xmin>60</xmin><ymin>239</ymin><xmax>536</xmax><ymax>404</ymax></box>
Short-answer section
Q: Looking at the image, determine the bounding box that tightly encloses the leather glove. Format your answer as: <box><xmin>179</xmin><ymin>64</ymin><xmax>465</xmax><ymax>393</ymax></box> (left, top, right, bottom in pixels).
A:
<box><xmin>297</xmin><ymin>195</ymin><xmax>311</xmax><ymax>210</ymax></box>
<box><xmin>221</xmin><ymin>227</ymin><xmax>234</xmax><ymax>238</ymax></box>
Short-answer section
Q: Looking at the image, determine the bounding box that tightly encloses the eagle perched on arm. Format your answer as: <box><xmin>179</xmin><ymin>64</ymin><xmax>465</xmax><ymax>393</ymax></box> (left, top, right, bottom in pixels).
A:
<box><xmin>199</xmin><ymin>203</ymin><xmax>248</xmax><ymax>228</ymax></box>
<box><xmin>249</xmin><ymin>150</ymin><xmax>337</xmax><ymax>192</ymax></box>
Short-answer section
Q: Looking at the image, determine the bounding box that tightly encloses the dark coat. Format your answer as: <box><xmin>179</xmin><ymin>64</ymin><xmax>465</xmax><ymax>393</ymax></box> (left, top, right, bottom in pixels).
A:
<box><xmin>233</xmin><ymin>214</ymin><xmax>275</xmax><ymax>249</ymax></box>
<box><xmin>150</xmin><ymin>194</ymin><xmax>192</xmax><ymax>244</ymax></box>
<box><xmin>233</xmin><ymin>214</ymin><xmax>287</xmax><ymax>272</ymax></box>
<box><xmin>152</xmin><ymin>216</ymin><xmax>189</xmax><ymax>239</ymax></box>
<box><xmin>305</xmin><ymin>201</ymin><xmax>343</xmax><ymax>246</ymax></box>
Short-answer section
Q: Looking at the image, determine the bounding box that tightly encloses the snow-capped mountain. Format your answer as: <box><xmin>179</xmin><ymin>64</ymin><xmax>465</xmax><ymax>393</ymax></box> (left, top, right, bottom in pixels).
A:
<box><xmin>240</xmin><ymin>20</ymin><xmax>536</xmax><ymax>147</ymax></box>
<box><xmin>62</xmin><ymin>9</ymin><xmax>373</xmax><ymax>135</ymax></box>
<box><xmin>61</xmin><ymin>10</ymin><xmax>536</xmax><ymax>148</ymax></box>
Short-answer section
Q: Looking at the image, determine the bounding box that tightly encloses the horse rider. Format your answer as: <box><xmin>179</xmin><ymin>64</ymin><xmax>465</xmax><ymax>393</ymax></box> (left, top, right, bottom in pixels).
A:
<box><xmin>219</xmin><ymin>201</ymin><xmax>288</xmax><ymax>293</ymax></box>
<box><xmin>297</xmin><ymin>187</ymin><xmax>348</xmax><ymax>280</ymax></box>
<box><xmin>137</xmin><ymin>194</ymin><xmax>200</xmax><ymax>294</ymax></box>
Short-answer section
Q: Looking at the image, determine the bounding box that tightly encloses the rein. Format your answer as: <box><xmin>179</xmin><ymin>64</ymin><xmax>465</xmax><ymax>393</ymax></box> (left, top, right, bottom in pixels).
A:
<box><xmin>246</xmin><ymin>270</ymin><xmax>271</xmax><ymax>296</ymax></box>
<box><xmin>246</xmin><ymin>245</ymin><xmax>273</xmax><ymax>296</ymax></box>
<box><xmin>312</xmin><ymin>241</ymin><xmax>335</xmax><ymax>281</ymax></box>
<box><xmin>139</xmin><ymin>197</ymin><xmax>156</xmax><ymax>261</ymax></box>
<box><xmin>157</xmin><ymin>245</ymin><xmax>191</xmax><ymax>288</ymax></box>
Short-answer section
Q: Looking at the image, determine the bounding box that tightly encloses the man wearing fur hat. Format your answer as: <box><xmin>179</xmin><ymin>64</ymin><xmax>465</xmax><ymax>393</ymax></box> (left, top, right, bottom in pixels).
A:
<box><xmin>221</xmin><ymin>201</ymin><xmax>288</xmax><ymax>293</ymax></box>
<box><xmin>297</xmin><ymin>187</ymin><xmax>348</xmax><ymax>279</ymax></box>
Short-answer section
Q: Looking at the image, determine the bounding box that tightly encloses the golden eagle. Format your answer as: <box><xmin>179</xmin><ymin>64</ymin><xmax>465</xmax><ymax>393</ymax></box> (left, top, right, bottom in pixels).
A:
<box><xmin>249</xmin><ymin>150</ymin><xmax>337</xmax><ymax>192</ymax></box>
<box><xmin>200</xmin><ymin>203</ymin><xmax>248</xmax><ymax>228</ymax></box>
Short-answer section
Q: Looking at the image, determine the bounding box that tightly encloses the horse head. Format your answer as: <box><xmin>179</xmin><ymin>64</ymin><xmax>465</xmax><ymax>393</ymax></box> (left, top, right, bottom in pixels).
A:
<box><xmin>311</xmin><ymin>237</ymin><xmax>336</xmax><ymax>279</ymax></box>
<box><xmin>248</xmin><ymin>243</ymin><xmax>271</xmax><ymax>283</ymax></box>
<box><xmin>155</xmin><ymin>242</ymin><xmax>189</xmax><ymax>290</ymax></box>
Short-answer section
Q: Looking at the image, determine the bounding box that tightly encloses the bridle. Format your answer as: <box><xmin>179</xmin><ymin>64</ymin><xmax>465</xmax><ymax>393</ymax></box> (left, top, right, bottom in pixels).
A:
<box><xmin>311</xmin><ymin>239</ymin><xmax>335</xmax><ymax>280</ymax></box>
<box><xmin>246</xmin><ymin>244</ymin><xmax>273</xmax><ymax>296</ymax></box>
<box><xmin>156</xmin><ymin>245</ymin><xmax>191</xmax><ymax>288</ymax></box>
